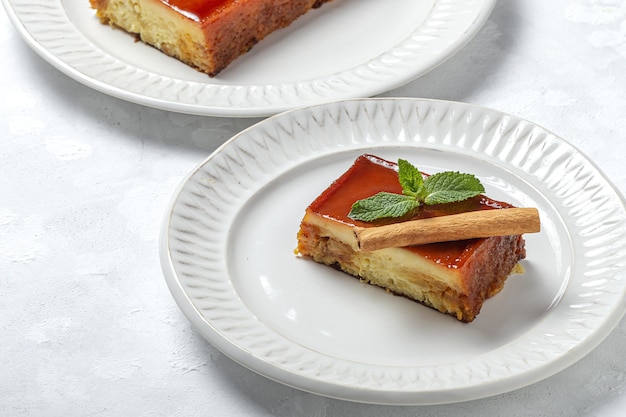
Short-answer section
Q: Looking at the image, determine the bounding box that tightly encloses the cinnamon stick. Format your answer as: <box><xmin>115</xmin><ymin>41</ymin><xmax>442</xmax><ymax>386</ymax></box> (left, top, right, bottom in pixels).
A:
<box><xmin>354</xmin><ymin>207</ymin><xmax>540</xmax><ymax>252</ymax></box>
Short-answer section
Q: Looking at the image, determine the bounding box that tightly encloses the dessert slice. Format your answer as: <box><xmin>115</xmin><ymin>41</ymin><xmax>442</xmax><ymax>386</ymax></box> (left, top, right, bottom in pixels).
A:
<box><xmin>296</xmin><ymin>154</ymin><xmax>527</xmax><ymax>322</ymax></box>
<box><xmin>89</xmin><ymin>0</ymin><xmax>332</xmax><ymax>76</ymax></box>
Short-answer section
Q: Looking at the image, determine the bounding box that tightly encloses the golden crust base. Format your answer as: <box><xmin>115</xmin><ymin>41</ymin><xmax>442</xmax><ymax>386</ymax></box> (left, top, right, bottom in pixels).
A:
<box><xmin>296</xmin><ymin>211</ymin><xmax>526</xmax><ymax>322</ymax></box>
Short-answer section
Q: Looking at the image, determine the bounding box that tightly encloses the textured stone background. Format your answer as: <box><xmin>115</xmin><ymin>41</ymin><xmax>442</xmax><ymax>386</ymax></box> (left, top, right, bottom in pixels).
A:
<box><xmin>1</xmin><ymin>0</ymin><xmax>625</xmax><ymax>415</ymax></box>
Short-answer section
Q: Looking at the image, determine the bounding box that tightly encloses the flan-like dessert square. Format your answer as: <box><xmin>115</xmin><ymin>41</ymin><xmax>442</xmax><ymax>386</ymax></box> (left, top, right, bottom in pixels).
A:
<box><xmin>296</xmin><ymin>154</ymin><xmax>526</xmax><ymax>322</ymax></box>
<box><xmin>89</xmin><ymin>0</ymin><xmax>332</xmax><ymax>76</ymax></box>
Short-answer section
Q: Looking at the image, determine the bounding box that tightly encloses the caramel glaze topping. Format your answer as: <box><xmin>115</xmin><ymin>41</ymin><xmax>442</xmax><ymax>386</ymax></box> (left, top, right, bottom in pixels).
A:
<box><xmin>161</xmin><ymin>0</ymin><xmax>234</xmax><ymax>22</ymax></box>
<box><xmin>308</xmin><ymin>154</ymin><xmax>514</xmax><ymax>269</ymax></box>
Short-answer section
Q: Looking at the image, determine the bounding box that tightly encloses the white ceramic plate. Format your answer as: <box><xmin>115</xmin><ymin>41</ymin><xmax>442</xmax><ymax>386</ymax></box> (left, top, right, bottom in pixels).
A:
<box><xmin>160</xmin><ymin>98</ymin><xmax>626</xmax><ymax>405</ymax></box>
<box><xmin>3</xmin><ymin>0</ymin><xmax>496</xmax><ymax>117</ymax></box>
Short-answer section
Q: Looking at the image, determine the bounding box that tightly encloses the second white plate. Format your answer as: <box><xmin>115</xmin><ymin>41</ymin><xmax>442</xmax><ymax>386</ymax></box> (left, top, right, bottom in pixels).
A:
<box><xmin>160</xmin><ymin>98</ymin><xmax>626</xmax><ymax>404</ymax></box>
<box><xmin>4</xmin><ymin>0</ymin><xmax>496</xmax><ymax>117</ymax></box>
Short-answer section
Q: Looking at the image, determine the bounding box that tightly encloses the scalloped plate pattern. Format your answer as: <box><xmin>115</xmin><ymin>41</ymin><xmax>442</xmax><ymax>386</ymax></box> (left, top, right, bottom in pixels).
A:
<box><xmin>160</xmin><ymin>99</ymin><xmax>626</xmax><ymax>404</ymax></box>
<box><xmin>4</xmin><ymin>0</ymin><xmax>496</xmax><ymax>117</ymax></box>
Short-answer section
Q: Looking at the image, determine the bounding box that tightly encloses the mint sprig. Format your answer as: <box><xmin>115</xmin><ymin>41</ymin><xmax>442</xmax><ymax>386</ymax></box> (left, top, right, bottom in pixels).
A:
<box><xmin>346</xmin><ymin>192</ymin><xmax>420</xmax><ymax>222</ymax></box>
<box><xmin>348</xmin><ymin>159</ymin><xmax>485</xmax><ymax>222</ymax></box>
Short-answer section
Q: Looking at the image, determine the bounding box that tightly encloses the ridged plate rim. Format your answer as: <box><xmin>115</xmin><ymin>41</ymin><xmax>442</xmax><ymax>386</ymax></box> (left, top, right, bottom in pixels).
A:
<box><xmin>3</xmin><ymin>0</ymin><xmax>496</xmax><ymax>117</ymax></box>
<box><xmin>159</xmin><ymin>98</ymin><xmax>626</xmax><ymax>404</ymax></box>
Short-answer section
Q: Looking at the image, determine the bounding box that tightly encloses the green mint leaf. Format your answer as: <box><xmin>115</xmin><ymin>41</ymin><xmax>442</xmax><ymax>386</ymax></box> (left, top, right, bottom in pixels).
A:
<box><xmin>347</xmin><ymin>159</ymin><xmax>485</xmax><ymax>222</ymax></box>
<box><xmin>423</xmin><ymin>171</ymin><xmax>485</xmax><ymax>205</ymax></box>
<box><xmin>398</xmin><ymin>159</ymin><xmax>425</xmax><ymax>198</ymax></box>
<box><xmin>348</xmin><ymin>192</ymin><xmax>420</xmax><ymax>222</ymax></box>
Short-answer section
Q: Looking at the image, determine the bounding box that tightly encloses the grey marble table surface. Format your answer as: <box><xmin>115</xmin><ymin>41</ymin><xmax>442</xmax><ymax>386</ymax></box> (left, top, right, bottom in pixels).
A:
<box><xmin>2</xmin><ymin>1</ymin><xmax>625</xmax><ymax>416</ymax></box>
